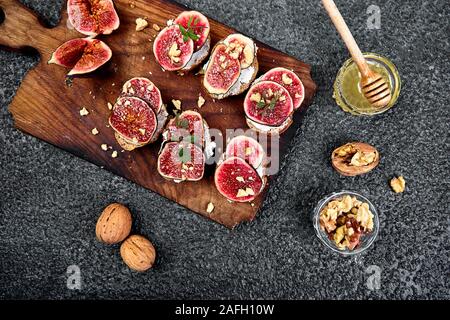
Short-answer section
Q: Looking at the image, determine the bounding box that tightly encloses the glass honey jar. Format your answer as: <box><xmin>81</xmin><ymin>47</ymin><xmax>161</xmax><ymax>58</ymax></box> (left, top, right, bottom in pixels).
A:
<box><xmin>333</xmin><ymin>53</ymin><xmax>401</xmax><ymax>115</ymax></box>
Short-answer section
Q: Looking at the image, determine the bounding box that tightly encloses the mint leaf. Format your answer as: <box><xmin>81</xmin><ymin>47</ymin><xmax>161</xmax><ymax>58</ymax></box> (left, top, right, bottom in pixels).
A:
<box><xmin>178</xmin><ymin>147</ymin><xmax>191</xmax><ymax>163</ymax></box>
<box><xmin>268</xmin><ymin>96</ymin><xmax>277</xmax><ymax>110</ymax></box>
<box><xmin>257</xmin><ymin>101</ymin><xmax>266</xmax><ymax>109</ymax></box>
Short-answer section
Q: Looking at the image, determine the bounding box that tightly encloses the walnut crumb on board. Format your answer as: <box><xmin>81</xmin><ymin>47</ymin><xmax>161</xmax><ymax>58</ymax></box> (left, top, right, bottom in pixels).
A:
<box><xmin>79</xmin><ymin>107</ymin><xmax>89</xmax><ymax>116</ymax></box>
<box><xmin>91</xmin><ymin>128</ymin><xmax>99</xmax><ymax>135</ymax></box>
<box><xmin>172</xmin><ymin>99</ymin><xmax>182</xmax><ymax>110</ymax></box>
<box><xmin>197</xmin><ymin>95</ymin><xmax>205</xmax><ymax>108</ymax></box>
<box><xmin>390</xmin><ymin>176</ymin><xmax>406</xmax><ymax>193</ymax></box>
<box><xmin>152</xmin><ymin>23</ymin><xmax>161</xmax><ymax>31</ymax></box>
<box><xmin>135</xmin><ymin>18</ymin><xmax>148</xmax><ymax>31</ymax></box>
<box><xmin>206</xmin><ymin>202</ymin><xmax>215</xmax><ymax>213</ymax></box>
<box><xmin>101</xmin><ymin>144</ymin><xmax>108</xmax><ymax>151</ymax></box>
<box><xmin>111</xmin><ymin>151</ymin><xmax>118</xmax><ymax>158</ymax></box>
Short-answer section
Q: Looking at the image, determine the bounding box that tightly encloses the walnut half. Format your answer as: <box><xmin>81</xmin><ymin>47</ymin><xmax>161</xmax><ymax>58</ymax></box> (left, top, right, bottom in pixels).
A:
<box><xmin>331</xmin><ymin>142</ymin><xmax>380</xmax><ymax>176</ymax></box>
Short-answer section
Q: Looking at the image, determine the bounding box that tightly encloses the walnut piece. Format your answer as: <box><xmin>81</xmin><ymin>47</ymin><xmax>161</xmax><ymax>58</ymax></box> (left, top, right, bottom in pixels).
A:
<box><xmin>390</xmin><ymin>176</ymin><xmax>406</xmax><ymax>193</ymax></box>
<box><xmin>172</xmin><ymin>99</ymin><xmax>182</xmax><ymax>110</ymax></box>
<box><xmin>197</xmin><ymin>95</ymin><xmax>205</xmax><ymax>108</ymax></box>
<box><xmin>206</xmin><ymin>202</ymin><xmax>215</xmax><ymax>213</ymax></box>
<box><xmin>282</xmin><ymin>73</ymin><xmax>293</xmax><ymax>85</ymax></box>
<box><xmin>135</xmin><ymin>18</ymin><xmax>148</xmax><ymax>31</ymax></box>
<box><xmin>319</xmin><ymin>195</ymin><xmax>374</xmax><ymax>251</ymax></box>
<box><xmin>331</xmin><ymin>142</ymin><xmax>380</xmax><ymax>176</ymax></box>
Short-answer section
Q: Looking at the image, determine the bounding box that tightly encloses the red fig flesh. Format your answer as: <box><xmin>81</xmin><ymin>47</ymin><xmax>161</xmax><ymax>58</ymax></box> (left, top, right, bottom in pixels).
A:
<box><xmin>48</xmin><ymin>38</ymin><xmax>112</xmax><ymax>75</ymax></box>
<box><xmin>121</xmin><ymin>77</ymin><xmax>163</xmax><ymax>113</ymax></box>
<box><xmin>214</xmin><ymin>157</ymin><xmax>263</xmax><ymax>203</ymax></box>
<box><xmin>158</xmin><ymin>142</ymin><xmax>205</xmax><ymax>181</ymax></box>
<box><xmin>203</xmin><ymin>44</ymin><xmax>241</xmax><ymax>95</ymax></box>
<box><xmin>67</xmin><ymin>0</ymin><xmax>120</xmax><ymax>36</ymax></box>
<box><xmin>225</xmin><ymin>136</ymin><xmax>265</xmax><ymax>169</ymax></box>
<box><xmin>165</xmin><ymin>110</ymin><xmax>205</xmax><ymax>147</ymax></box>
<box><xmin>153</xmin><ymin>25</ymin><xmax>194</xmax><ymax>71</ymax></box>
<box><xmin>260</xmin><ymin>67</ymin><xmax>305</xmax><ymax>110</ymax></box>
<box><xmin>174</xmin><ymin>11</ymin><xmax>210</xmax><ymax>51</ymax></box>
<box><xmin>109</xmin><ymin>97</ymin><xmax>157</xmax><ymax>145</ymax></box>
<box><xmin>244</xmin><ymin>80</ymin><xmax>293</xmax><ymax>126</ymax></box>
<box><xmin>223</xmin><ymin>34</ymin><xmax>256</xmax><ymax>69</ymax></box>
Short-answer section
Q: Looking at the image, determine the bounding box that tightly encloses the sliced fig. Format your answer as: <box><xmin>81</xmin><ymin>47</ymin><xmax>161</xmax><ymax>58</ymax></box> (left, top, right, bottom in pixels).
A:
<box><xmin>164</xmin><ymin>110</ymin><xmax>205</xmax><ymax>148</ymax></box>
<box><xmin>223</xmin><ymin>34</ymin><xmax>256</xmax><ymax>69</ymax></box>
<box><xmin>158</xmin><ymin>142</ymin><xmax>205</xmax><ymax>182</ymax></box>
<box><xmin>260</xmin><ymin>67</ymin><xmax>305</xmax><ymax>110</ymax></box>
<box><xmin>67</xmin><ymin>0</ymin><xmax>120</xmax><ymax>36</ymax></box>
<box><xmin>203</xmin><ymin>43</ymin><xmax>241</xmax><ymax>96</ymax></box>
<box><xmin>109</xmin><ymin>97</ymin><xmax>157</xmax><ymax>145</ymax></box>
<box><xmin>174</xmin><ymin>11</ymin><xmax>210</xmax><ymax>51</ymax></box>
<box><xmin>114</xmin><ymin>105</ymin><xmax>168</xmax><ymax>151</ymax></box>
<box><xmin>244</xmin><ymin>80</ymin><xmax>294</xmax><ymax>127</ymax></box>
<box><xmin>121</xmin><ymin>77</ymin><xmax>163</xmax><ymax>113</ymax></box>
<box><xmin>48</xmin><ymin>38</ymin><xmax>112</xmax><ymax>75</ymax></box>
<box><xmin>214</xmin><ymin>157</ymin><xmax>263</xmax><ymax>203</ymax></box>
<box><xmin>153</xmin><ymin>25</ymin><xmax>194</xmax><ymax>71</ymax></box>
<box><xmin>225</xmin><ymin>136</ymin><xmax>265</xmax><ymax>169</ymax></box>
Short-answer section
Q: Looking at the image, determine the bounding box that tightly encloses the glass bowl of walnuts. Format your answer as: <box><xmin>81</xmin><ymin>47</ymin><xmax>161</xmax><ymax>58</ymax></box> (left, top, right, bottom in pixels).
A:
<box><xmin>312</xmin><ymin>191</ymin><xmax>379</xmax><ymax>255</ymax></box>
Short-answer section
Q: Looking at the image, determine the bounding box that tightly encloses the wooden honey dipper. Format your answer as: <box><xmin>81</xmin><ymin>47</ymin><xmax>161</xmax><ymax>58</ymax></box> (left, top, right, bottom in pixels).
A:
<box><xmin>322</xmin><ymin>0</ymin><xmax>391</xmax><ymax>108</ymax></box>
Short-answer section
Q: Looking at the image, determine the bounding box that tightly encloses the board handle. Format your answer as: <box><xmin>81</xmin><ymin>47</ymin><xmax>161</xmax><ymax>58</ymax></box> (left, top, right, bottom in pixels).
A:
<box><xmin>0</xmin><ymin>0</ymin><xmax>58</xmax><ymax>55</ymax></box>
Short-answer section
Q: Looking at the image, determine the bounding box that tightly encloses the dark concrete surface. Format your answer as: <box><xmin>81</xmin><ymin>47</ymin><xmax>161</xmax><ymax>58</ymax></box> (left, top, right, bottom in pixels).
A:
<box><xmin>0</xmin><ymin>0</ymin><xmax>449</xmax><ymax>299</ymax></box>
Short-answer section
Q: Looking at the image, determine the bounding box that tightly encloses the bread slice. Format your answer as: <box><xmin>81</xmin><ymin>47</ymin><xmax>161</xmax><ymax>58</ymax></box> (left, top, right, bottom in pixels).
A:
<box><xmin>181</xmin><ymin>35</ymin><xmax>211</xmax><ymax>72</ymax></box>
<box><xmin>203</xmin><ymin>40</ymin><xmax>259</xmax><ymax>100</ymax></box>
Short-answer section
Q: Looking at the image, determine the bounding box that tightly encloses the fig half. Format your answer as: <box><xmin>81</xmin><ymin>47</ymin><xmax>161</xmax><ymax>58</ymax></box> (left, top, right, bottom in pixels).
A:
<box><xmin>153</xmin><ymin>25</ymin><xmax>194</xmax><ymax>71</ymax></box>
<box><xmin>174</xmin><ymin>11</ymin><xmax>210</xmax><ymax>51</ymax></box>
<box><xmin>109</xmin><ymin>97</ymin><xmax>157</xmax><ymax>145</ymax></box>
<box><xmin>214</xmin><ymin>157</ymin><xmax>264</xmax><ymax>203</ymax></box>
<box><xmin>121</xmin><ymin>77</ymin><xmax>163</xmax><ymax>113</ymax></box>
<box><xmin>244</xmin><ymin>80</ymin><xmax>294</xmax><ymax>127</ymax></box>
<box><xmin>203</xmin><ymin>43</ymin><xmax>241</xmax><ymax>96</ymax></box>
<box><xmin>67</xmin><ymin>0</ymin><xmax>120</xmax><ymax>36</ymax></box>
<box><xmin>48</xmin><ymin>38</ymin><xmax>112</xmax><ymax>75</ymax></box>
<box><xmin>157</xmin><ymin>142</ymin><xmax>205</xmax><ymax>182</ymax></box>
<box><xmin>260</xmin><ymin>67</ymin><xmax>305</xmax><ymax>110</ymax></box>
<box><xmin>225</xmin><ymin>136</ymin><xmax>265</xmax><ymax>169</ymax></box>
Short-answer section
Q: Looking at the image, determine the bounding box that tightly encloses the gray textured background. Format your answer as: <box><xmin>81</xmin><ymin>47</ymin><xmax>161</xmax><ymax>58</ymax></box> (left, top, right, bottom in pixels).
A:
<box><xmin>0</xmin><ymin>0</ymin><xmax>449</xmax><ymax>299</ymax></box>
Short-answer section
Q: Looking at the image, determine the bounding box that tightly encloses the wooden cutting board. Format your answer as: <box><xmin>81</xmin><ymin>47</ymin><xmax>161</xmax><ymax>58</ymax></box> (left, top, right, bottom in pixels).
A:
<box><xmin>0</xmin><ymin>0</ymin><xmax>316</xmax><ymax>228</ymax></box>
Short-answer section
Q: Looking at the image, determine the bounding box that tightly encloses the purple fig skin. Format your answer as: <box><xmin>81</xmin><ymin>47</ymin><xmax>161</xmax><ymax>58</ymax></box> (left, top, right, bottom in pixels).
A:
<box><xmin>48</xmin><ymin>38</ymin><xmax>112</xmax><ymax>75</ymax></box>
<box><xmin>67</xmin><ymin>0</ymin><xmax>120</xmax><ymax>36</ymax></box>
<box><xmin>214</xmin><ymin>157</ymin><xmax>263</xmax><ymax>203</ymax></box>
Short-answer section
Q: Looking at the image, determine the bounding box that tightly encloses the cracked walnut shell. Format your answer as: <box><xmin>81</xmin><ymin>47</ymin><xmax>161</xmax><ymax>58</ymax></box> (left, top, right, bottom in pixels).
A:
<box><xmin>331</xmin><ymin>142</ymin><xmax>380</xmax><ymax>176</ymax></box>
<box><xmin>96</xmin><ymin>203</ymin><xmax>132</xmax><ymax>244</ymax></box>
<box><xmin>120</xmin><ymin>235</ymin><xmax>156</xmax><ymax>272</ymax></box>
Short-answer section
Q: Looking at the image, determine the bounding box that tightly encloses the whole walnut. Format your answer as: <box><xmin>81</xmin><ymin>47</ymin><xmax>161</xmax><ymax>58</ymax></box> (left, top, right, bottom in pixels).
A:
<box><xmin>120</xmin><ymin>235</ymin><xmax>156</xmax><ymax>272</ymax></box>
<box><xmin>96</xmin><ymin>203</ymin><xmax>132</xmax><ymax>244</ymax></box>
